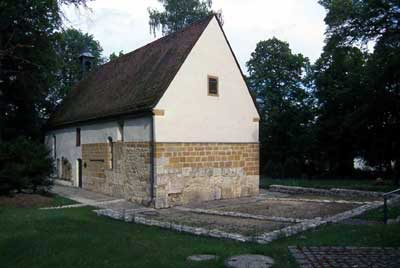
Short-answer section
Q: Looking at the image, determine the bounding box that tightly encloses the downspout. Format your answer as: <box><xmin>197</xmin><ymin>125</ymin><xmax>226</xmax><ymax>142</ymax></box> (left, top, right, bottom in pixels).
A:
<box><xmin>149</xmin><ymin>113</ymin><xmax>156</xmax><ymax>206</ymax></box>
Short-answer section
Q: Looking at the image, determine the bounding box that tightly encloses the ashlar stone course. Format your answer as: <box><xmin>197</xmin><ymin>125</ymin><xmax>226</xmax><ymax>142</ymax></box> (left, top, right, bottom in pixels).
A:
<box><xmin>154</xmin><ymin>143</ymin><xmax>259</xmax><ymax>208</ymax></box>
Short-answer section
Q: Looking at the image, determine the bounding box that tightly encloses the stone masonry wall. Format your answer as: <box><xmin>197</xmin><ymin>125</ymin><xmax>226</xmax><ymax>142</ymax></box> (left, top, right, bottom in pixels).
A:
<box><xmin>154</xmin><ymin>143</ymin><xmax>259</xmax><ymax>208</ymax></box>
<box><xmin>82</xmin><ymin>142</ymin><xmax>152</xmax><ymax>205</ymax></box>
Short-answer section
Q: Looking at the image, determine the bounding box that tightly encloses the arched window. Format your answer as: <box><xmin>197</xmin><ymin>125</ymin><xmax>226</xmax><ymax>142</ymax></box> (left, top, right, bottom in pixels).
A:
<box><xmin>107</xmin><ymin>136</ymin><xmax>113</xmax><ymax>170</ymax></box>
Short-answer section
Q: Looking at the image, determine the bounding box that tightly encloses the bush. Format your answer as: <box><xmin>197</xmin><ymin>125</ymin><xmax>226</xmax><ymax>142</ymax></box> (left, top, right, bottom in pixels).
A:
<box><xmin>283</xmin><ymin>157</ymin><xmax>302</xmax><ymax>178</ymax></box>
<box><xmin>0</xmin><ymin>137</ymin><xmax>54</xmax><ymax>195</ymax></box>
<box><xmin>264</xmin><ymin>160</ymin><xmax>283</xmax><ymax>178</ymax></box>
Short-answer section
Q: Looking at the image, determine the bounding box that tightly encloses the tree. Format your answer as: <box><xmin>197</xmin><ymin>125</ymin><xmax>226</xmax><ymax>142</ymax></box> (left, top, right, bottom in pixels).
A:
<box><xmin>361</xmin><ymin>34</ymin><xmax>400</xmax><ymax>183</ymax></box>
<box><xmin>319</xmin><ymin>0</ymin><xmax>399</xmax><ymax>46</ymax></box>
<box><xmin>148</xmin><ymin>0</ymin><xmax>214</xmax><ymax>36</ymax></box>
<box><xmin>50</xmin><ymin>28</ymin><xmax>104</xmax><ymax>108</ymax></box>
<box><xmin>0</xmin><ymin>137</ymin><xmax>54</xmax><ymax>195</ymax></box>
<box><xmin>0</xmin><ymin>0</ymin><xmax>90</xmax><ymax>141</ymax></box>
<box><xmin>109</xmin><ymin>50</ymin><xmax>124</xmax><ymax>62</ymax></box>
<box><xmin>319</xmin><ymin>0</ymin><xmax>400</xmax><ymax>183</ymax></box>
<box><xmin>313</xmin><ymin>46</ymin><xmax>367</xmax><ymax>176</ymax></box>
<box><xmin>247</xmin><ymin>38</ymin><xmax>315</xmax><ymax>177</ymax></box>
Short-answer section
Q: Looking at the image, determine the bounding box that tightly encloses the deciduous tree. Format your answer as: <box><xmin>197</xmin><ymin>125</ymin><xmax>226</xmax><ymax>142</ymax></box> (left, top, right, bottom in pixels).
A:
<box><xmin>319</xmin><ymin>0</ymin><xmax>400</xmax><ymax>183</ymax></box>
<box><xmin>148</xmin><ymin>0</ymin><xmax>215</xmax><ymax>36</ymax></box>
<box><xmin>313</xmin><ymin>46</ymin><xmax>367</xmax><ymax>176</ymax></box>
<box><xmin>50</xmin><ymin>28</ymin><xmax>104</xmax><ymax>108</ymax></box>
<box><xmin>247</xmin><ymin>38</ymin><xmax>315</xmax><ymax>177</ymax></box>
<box><xmin>0</xmin><ymin>0</ymin><xmax>90</xmax><ymax>141</ymax></box>
<box><xmin>109</xmin><ymin>50</ymin><xmax>124</xmax><ymax>62</ymax></box>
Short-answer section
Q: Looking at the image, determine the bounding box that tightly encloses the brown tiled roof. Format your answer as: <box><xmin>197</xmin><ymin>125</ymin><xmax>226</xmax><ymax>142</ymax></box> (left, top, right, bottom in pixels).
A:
<box><xmin>48</xmin><ymin>15</ymin><xmax>214</xmax><ymax>128</ymax></box>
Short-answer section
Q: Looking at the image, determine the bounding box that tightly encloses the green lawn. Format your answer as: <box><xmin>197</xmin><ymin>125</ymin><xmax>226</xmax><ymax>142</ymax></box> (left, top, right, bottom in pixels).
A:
<box><xmin>357</xmin><ymin>206</ymin><xmax>400</xmax><ymax>222</ymax></box>
<box><xmin>260</xmin><ymin>176</ymin><xmax>398</xmax><ymax>192</ymax></box>
<box><xmin>51</xmin><ymin>194</ymin><xmax>78</xmax><ymax>207</ymax></box>
<box><xmin>1</xmin><ymin>199</ymin><xmax>400</xmax><ymax>268</ymax></box>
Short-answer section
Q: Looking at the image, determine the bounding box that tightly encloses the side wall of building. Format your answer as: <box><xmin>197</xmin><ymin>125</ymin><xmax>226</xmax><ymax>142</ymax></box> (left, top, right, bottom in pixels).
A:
<box><xmin>82</xmin><ymin>141</ymin><xmax>152</xmax><ymax>204</ymax></box>
<box><xmin>153</xmin><ymin>17</ymin><xmax>260</xmax><ymax>208</ymax></box>
<box><xmin>45</xmin><ymin>117</ymin><xmax>152</xmax><ymax>204</ymax></box>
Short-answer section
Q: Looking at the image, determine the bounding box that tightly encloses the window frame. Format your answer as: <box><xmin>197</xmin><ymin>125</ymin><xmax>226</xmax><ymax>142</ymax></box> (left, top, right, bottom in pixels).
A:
<box><xmin>207</xmin><ymin>75</ymin><xmax>219</xmax><ymax>97</ymax></box>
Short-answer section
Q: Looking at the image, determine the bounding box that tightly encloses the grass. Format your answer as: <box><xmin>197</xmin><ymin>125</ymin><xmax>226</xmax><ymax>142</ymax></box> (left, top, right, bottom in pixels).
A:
<box><xmin>1</xmin><ymin>200</ymin><xmax>400</xmax><ymax>268</ymax></box>
<box><xmin>357</xmin><ymin>205</ymin><xmax>400</xmax><ymax>222</ymax></box>
<box><xmin>51</xmin><ymin>194</ymin><xmax>78</xmax><ymax>207</ymax></box>
<box><xmin>0</xmin><ymin>193</ymin><xmax>77</xmax><ymax>208</ymax></box>
<box><xmin>260</xmin><ymin>176</ymin><xmax>398</xmax><ymax>192</ymax></box>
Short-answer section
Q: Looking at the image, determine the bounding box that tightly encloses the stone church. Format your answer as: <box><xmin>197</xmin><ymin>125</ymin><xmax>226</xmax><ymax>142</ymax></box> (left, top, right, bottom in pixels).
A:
<box><xmin>45</xmin><ymin>15</ymin><xmax>260</xmax><ymax>208</ymax></box>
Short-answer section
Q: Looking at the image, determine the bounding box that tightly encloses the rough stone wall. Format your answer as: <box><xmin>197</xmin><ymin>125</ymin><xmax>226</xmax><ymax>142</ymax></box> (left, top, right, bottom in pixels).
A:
<box><xmin>82</xmin><ymin>142</ymin><xmax>152</xmax><ymax>205</ymax></box>
<box><xmin>154</xmin><ymin>143</ymin><xmax>259</xmax><ymax>208</ymax></box>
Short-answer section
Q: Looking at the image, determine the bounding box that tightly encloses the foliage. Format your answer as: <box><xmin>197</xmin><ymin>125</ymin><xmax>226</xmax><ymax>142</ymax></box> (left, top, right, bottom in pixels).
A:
<box><xmin>264</xmin><ymin>160</ymin><xmax>283</xmax><ymax>179</ymax></box>
<box><xmin>148</xmin><ymin>0</ymin><xmax>214</xmax><ymax>36</ymax></box>
<box><xmin>0</xmin><ymin>0</ymin><xmax>90</xmax><ymax>141</ymax></box>
<box><xmin>0</xmin><ymin>137</ymin><xmax>54</xmax><ymax>195</ymax></box>
<box><xmin>313</xmin><ymin>46</ymin><xmax>367</xmax><ymax>176</ymax></box>
<box><xmin>318</xmin><ymin>0</ymin><xmax>400</xmax><ymax>183</ymax></box>
<box><xmin>360</xmin><ymin>34</ymin><xmax>400</xmax><ymax>183</ymax></box>
<box><xmin>49</xmin><ymin>28</ymin><xmax>104</xmax><ymax>108</ymax></box>
<box><xmin>247</xmin><ymin>38</ymin><xmax>315</xmax><ymax>174</ymax></box>
<box><xmin>283</xmin><ymin>157</ymin><xmax>302</xmax><ymax>178</ymax></box>
<box><xmin>109</xmin><ymin>50</ymin><xmax>124</xmax><ymax>62</ymax></box>
<box><xmin>319</xmin><ymin>0</ymin><xmax>399</xmax><ymax>46</ymax></box>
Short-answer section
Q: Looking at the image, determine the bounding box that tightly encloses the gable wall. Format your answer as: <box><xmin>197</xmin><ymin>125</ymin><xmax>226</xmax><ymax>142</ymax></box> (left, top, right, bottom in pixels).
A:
<box><xmin>152</xmin><ymin>17</ymin><xmax>260</xmax><ymax>208</ymax></box>
<box><xmin>154</xmin><ymin>17</ymin><xmax>259</xmax><ymax>143</ymax></box>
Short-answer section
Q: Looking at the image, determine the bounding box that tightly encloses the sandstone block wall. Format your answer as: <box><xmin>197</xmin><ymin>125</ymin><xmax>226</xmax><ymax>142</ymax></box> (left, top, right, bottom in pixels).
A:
<box><xmin>154</xmin><ymin>143</ymin><xmax>259</xmax><ymax>208</ymax></box>
<box><xmin>82</xmin><ymin>142</ymin><xmax>152</xmax><ymax>205</ymax></box>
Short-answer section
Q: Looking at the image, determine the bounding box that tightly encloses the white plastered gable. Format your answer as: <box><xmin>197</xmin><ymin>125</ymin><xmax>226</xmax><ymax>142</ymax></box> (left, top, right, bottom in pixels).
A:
<box><xmin>154</xmin><ymin>17</ymin><xmax>259</xmax><ymax>143</ymax></box>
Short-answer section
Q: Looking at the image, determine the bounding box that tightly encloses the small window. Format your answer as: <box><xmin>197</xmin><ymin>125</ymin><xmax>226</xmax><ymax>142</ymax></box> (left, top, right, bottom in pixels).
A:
<box><xmin>208</xmin><ymin>76</ymin><xmax>219</xmax><ymax>96</ymax></box>
<box><xmin>76</xmin><ymin>128</ymin><xmax>81</xmax><ymax>147</ymax></box>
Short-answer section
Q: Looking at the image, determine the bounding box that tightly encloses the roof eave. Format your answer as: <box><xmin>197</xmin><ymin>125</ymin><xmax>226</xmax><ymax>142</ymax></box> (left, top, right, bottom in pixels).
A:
<box><xmin>46</xmin><ymin>109</ymin><xmax>153</xmax><ymax>131</ymax></box>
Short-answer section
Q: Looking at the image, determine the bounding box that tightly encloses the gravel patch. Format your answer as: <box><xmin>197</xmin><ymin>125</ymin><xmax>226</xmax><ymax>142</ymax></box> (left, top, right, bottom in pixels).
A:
<box><xmin>215</xmin><ymin>199</ymin><xmax>358</xmax><ymax>220</ymax></box>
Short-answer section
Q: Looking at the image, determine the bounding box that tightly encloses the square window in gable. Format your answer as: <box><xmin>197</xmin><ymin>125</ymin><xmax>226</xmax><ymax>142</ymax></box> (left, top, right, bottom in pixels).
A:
<box><xmin>208</xmin><ymin>76</ymin><xmax>219</xmax><ymax>96</ymax></box>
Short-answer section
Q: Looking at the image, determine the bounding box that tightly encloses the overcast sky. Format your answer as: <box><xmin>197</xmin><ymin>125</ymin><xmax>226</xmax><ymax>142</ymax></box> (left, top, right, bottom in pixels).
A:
<box><xmin>63</xmin><ymin>0</ymin><xmax>327</xmax><ymax>71</ymax></box>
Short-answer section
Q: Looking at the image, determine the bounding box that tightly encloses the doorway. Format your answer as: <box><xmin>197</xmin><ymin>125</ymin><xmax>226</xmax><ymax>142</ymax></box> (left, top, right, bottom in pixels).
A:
<box><xmin>77</xmin><ymin>159</ymin><xmax>82</xmax><ymax>188</ymax></box>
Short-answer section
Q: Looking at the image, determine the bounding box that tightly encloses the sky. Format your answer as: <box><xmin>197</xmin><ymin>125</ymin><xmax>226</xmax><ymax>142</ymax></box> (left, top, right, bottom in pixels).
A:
<box><xmin>63</xmin><ymin>0</ymin><xmax>327</xmax><ymax>71</ymax></box>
